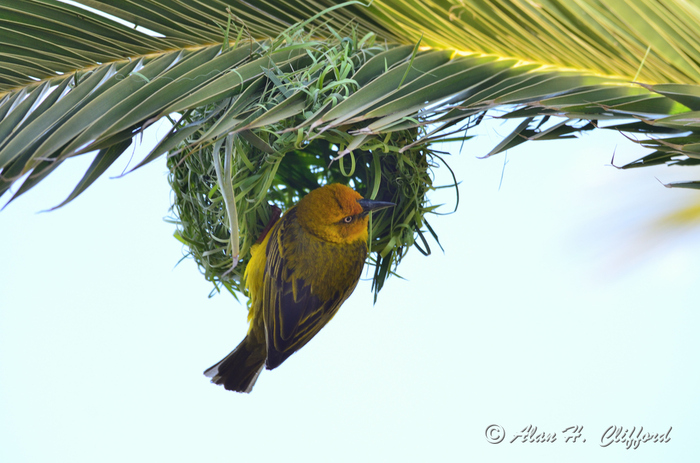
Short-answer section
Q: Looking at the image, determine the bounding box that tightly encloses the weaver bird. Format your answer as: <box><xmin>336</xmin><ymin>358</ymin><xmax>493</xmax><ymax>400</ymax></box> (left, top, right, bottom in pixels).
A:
<box><xmin>204</xmin><ymin>183</ymin><xmax>394</xmax><ymax>392</ymax></box>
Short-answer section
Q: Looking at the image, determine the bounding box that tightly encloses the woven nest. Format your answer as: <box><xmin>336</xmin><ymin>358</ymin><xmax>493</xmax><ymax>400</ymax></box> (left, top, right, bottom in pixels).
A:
<box><xmin>167</xmin><ymin>27</ymin><xmax>459</xmax><ymax>299</ymax></box>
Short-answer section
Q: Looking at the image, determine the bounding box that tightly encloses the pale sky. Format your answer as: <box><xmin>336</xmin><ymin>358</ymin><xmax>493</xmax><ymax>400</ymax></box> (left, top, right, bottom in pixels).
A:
<box><xmin>2</xmin><ymin>117</ymin><xmax>699</xmax><ymax>462</ymax></box>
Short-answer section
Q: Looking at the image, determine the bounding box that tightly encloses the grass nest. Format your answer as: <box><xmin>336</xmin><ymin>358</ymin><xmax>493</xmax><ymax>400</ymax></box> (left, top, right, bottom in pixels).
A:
<box><xmin>167</xmin><ymin>23</ymin><xmax>462</xmax><ymax>300</ymax></box>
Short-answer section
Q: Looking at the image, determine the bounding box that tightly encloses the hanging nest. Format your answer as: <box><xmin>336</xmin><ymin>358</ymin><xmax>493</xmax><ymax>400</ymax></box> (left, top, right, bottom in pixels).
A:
<box><xmin>167</xmin><ymin>23</ymin><xmax>464</xmax><ymax>300</ymax></box>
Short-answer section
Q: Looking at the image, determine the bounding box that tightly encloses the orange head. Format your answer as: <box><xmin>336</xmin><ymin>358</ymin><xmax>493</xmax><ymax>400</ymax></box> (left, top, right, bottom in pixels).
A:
<box><xmin>296</xmin><ymin>183</ymin><xmax>394</xmax><ymax>244</ymax></box>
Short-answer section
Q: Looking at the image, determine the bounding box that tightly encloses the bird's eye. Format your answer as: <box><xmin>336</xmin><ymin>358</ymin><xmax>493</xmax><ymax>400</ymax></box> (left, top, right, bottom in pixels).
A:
<box><xmin>343</xmin><ymin>216</ymin><xmax>353</xmax><ymax>223</ymax></box>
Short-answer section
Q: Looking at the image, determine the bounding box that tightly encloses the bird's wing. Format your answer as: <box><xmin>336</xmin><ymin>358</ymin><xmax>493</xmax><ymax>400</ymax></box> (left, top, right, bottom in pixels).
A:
<box><xmin>262</xmin><ymin>207</ymin><xmax>365</xmax><ymax>370</ymax></box>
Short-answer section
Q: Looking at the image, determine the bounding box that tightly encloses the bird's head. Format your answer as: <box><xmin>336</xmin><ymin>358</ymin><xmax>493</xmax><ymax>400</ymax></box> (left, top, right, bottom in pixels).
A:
<box><xmin>296</xmin><ymin>183</ymin><xmax>394</xmax><ymax>243</ymax></box>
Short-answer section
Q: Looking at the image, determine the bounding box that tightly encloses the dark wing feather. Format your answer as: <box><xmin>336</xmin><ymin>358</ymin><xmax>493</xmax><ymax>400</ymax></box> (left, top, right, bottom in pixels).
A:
<box><xmin>262</xmin><ymin>207</ymin><xmax>365</xmax><ymax>370</ymax></box>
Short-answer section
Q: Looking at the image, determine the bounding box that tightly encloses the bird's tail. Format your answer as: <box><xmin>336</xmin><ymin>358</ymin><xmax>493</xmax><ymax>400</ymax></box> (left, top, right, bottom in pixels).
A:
<box><xmin>203</xmin><ymin>335</ymin><xmax>266</xmax><ymax>393</ymax></box>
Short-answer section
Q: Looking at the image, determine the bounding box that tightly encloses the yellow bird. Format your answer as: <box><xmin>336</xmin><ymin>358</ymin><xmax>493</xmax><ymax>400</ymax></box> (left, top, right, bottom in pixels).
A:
<box><xmin>204</xmin><ymin>183</ymin><xmax>394</xmax><ymax>392</ymax></box>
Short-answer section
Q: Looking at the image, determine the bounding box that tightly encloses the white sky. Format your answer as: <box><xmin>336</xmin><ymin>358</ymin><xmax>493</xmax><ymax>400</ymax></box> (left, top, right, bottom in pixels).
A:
<box><xmin>1</xmin><ymin>117</ymin><xmax>699</xmax><ymax>462</ymax></box>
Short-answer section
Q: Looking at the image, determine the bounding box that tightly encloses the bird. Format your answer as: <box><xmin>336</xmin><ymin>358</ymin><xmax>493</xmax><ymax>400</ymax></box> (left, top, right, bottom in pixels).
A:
<box><xmin>204</xmin><ymin>183</ymin><xmax>395</xmax><ymax>392</ymax></box>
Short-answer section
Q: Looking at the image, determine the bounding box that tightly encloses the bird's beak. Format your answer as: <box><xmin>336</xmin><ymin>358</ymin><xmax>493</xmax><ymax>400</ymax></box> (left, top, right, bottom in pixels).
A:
<box><xmin>357</xmin><ymin>198</ymin><xmax>395</xmax><ymax>215</ymax></box>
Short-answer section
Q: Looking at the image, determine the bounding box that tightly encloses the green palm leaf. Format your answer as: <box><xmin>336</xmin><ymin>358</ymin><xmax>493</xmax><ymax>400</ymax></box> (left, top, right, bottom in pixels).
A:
<box><xmin>2</xmin><ymin>0</ymin><xmax>700</xmax><ymax>294</ymax></box>
<box><xmin>1</xmin><ymin>0</ymin><xmax>697</xmax><ymax>203</ymax></box>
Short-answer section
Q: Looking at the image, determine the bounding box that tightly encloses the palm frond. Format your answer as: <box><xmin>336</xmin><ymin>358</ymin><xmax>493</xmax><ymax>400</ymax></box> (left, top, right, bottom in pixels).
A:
<box><xmin>3</xmin><ymin>0</ymin><xmax>700</xmax><ymax>295</ymax></box>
